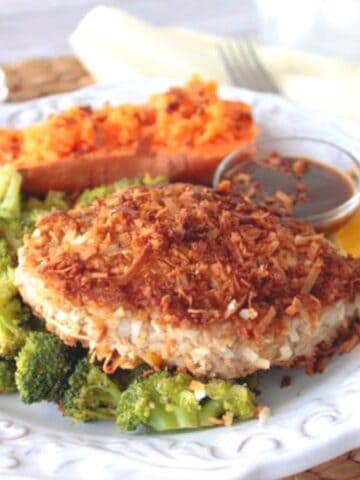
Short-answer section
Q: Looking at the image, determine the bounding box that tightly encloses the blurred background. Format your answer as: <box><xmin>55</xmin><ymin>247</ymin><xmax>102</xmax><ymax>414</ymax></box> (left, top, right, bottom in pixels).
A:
<box><xmin>1</xmin><ymin>0</ymin><xmax>360</xmax><ymax>120</ymax></box>
<box><xmin>2</xmin><ymin>0</ymin><xmax>360</xmax><ymax>62</ymax></box>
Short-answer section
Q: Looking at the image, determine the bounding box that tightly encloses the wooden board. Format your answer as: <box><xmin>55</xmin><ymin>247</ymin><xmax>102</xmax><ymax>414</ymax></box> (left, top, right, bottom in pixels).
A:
<box><xmin>2</xmin><ymin>56</ymin><xmax>93</xmax><ymax>102</ymax></box>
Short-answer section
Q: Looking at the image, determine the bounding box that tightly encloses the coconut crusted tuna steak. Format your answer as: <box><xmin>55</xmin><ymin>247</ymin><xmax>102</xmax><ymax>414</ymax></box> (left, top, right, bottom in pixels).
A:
<box><xmin>15</xmin><ymin>183</ymin><xmax>360</xmax><ymax>378</ymax></box>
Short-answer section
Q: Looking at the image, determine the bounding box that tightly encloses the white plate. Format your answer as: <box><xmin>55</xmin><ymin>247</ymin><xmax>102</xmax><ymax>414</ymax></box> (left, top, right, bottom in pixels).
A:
<box><xmin>0</xmin><ymin>79</ymin><xmax>359</xmax><ymax>480</ymax></box>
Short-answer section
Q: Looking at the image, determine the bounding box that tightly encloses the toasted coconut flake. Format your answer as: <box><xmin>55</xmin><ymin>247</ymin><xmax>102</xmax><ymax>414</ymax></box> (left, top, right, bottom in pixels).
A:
<box><xmin>223</xmin><ymin>411</ymin><xmax>234</xmax><ymax>427</ymax></box>
<box><xmin>189</xmin><ymin>380</ymin><xmax>206</xmax><ymax>400</ymax></box>
<box><xmin>301</xmin><ymin>259</ymin><xmax>323</xmax><ymax>294</ymax></box>
<box><xmin>280</xmin><ymin>344</ymin><xmax>292</xmax><ymax>361</ymax></box>
<box><xmin>258</xmin><ymin>405</ymin><xmax>271</xmax><ymax>426</ymax></box>
<box><xmin>208</xmin><ymin>417</ymin><xmax>224</xmax><ymax>426</ymax></box>
<box><xmin>275</xmin><ymin>191</ymin><xmax>293</xmax><ymax>213</ymax></box>
<box><xmin>239</xmin><ymin>308</ymin><xmax>258</xmax><ymax>320</ymax></box>
<box><xmin>255</xmin><ymin>357</ymin><xmax>271</xmax><ymax>369</ymax></box>
<box><xmin>256</xmin><ymin>306</ymin><xmax>276</xmax><ymax>335</ymax></box>
<box><xmin>294</xmin><ymin>233</ymin><xmax>324</xmax><ymax>246</ymax></box>
<box><xmin>285</xmin><ymin>297</ymin><xmax>302</xmax><ymax>316</ymax></box>
<box><xmin>242</xmin><ymin>347</ymin><xmax>259</xmax><ymax>362</ymax></box>
<box><xmin>226</xmin><ymin>299</ymin><xmax>238</xmax><ymax>312</ymax></box>
<box><xmin>145</xmin><ymin>351</ymin><xmax>163</xmax><ymax>369</ymax></box>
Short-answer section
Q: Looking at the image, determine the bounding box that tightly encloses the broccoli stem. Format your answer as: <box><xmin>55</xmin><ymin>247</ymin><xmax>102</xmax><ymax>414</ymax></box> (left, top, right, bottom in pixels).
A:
<box><xmin>63</xmin><ymin>358</ymin><xmax>123</xmax><ymax>422</ymax></box>
<box><xmin>0</xmin><ymin>166</ymin><xmax>21</xmax><ymax>219</ymax></box>
<box><xmin>0</xmin><ymin>311</ymin><xmax>28</xmax><ymax>359</ymax></box>
<box><xmin>199</xmin><ymin>400</ymin><xmax>224</xmax><ymax>426</ymax></box>
<box><xmin>173</xmin><ymin>407</ymin><xmax>200</xmax><ymax>429</ymax></box>
<box><xmin>149</xmin><ymin>406</ymin><xmax>200</xmax><ymax>431</ymax></box>
<box><xmin>85</xmin><ymin>382</ymin><xmax>122</xmax><ymax>420</ymax></box>
<box><xmin>0</xmin><ymin>359</ymin><xmax>17</xmax><ymax>393</ymax></box>
<box><xmin>79</xmin><ymin>386</ymin><xmax>118</xmax><ymax>420</ymax></box>
<box><xmin>1</xmin><ymin>173</ymin><xmax>21</xmax><ymax>219</ymax></box>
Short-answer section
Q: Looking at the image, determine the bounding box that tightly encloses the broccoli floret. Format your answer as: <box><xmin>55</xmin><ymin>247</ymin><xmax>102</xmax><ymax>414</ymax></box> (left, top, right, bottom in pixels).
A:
<box><xmin>63</xmin><ymin>365</ymin><xmax>257</xmax><ymax>431</ymax></box>
<box><xmin>0</xmin><ymin>166</ymin><xmax>70</xmax><ymax>251</ymax></box>
<box><xmin>0</xmin><ymin>238</ymin><xmax>31</xmax><ymax>359</ymax></box>
<box><xmin>0</xmin><ymin>165</ymin><xmax>21</xmax><ymax>219</ymax></box>
<box><xmin>15</xmin><ymin>331</ymin><xmax>81</xmax><ymax>404</ymax></box>
<box><xmin>0</xmin><ymin>238</ymin><xmax>17</xmax><ymax>300</ymax></box>
<box><xmin>76</xmin><ymin>185</ymin><xmax>115</xmax><ymax>206</ymax></box>
<box><xmin>0</xmin><ymin>237</ymin><xmax>14</xmax><ymax>269</ymax></box>
<box><xmin>0</xmin><ymin>359</ymin><xmax>16</xmax><ymax>393</ymax></box>
<box><xmin>0</xmin><ymin>297</ymin><xmax>30</xmax><ymax>359</ymax></box>
<box><xmin>116</xmin><ymin>371</ymin><xmax>256</xmax><ymax>432</ymax></box>
<box><xmin>114</xmin><ymin>363</ymin><xmax>153</xmax><ymax>389</ymax></box>
<box><xmin>77</xmin><ymin>174</ymin><xmax>168</xmax><ymax>206</ymax></box>
<box><xmin>240</xmin><ymin>373</ymin><xmax>258</xmax><ymax>391</ymax></box>
<box><xmin>21</xmin><ymin>191</ymin><xmax>70</xmax><ymax>235</ymax></box>
<box><xmin>0</xmin><ymin>166</ymin><xmax>23</xmax><ymax>252</ymax></box>
<box><xmin>24</xmin><ymin>191</ymin><xmax>69</xmax><ymax>213</ymax></box>
<box><xmin>117</xmin><ymin>371</ymin><xmax>202</xmax><ymax>432</ymax></box>
<box><xmin>201</xmin><ymin>380</ymin><xmax>256</xmax><ymax>426</ymax></box>
<box><xmin>63</xmin><ymin>358</ymin><xmax>122</xmax><ymax>422</ymax></box>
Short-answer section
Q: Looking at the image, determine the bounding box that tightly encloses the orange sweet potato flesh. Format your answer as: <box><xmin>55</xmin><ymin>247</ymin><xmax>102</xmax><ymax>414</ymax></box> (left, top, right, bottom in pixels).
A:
<box><xmin>0</xmin><ymin>78</ymin><xmax>258</xmax><ymax>194</ymax></box>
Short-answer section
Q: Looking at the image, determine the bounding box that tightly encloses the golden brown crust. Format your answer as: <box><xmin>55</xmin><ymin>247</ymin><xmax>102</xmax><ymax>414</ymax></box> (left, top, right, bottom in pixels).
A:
<box><xmin>20</xmin><ymin>183</ymin><xmax>360</xmax><ymax>338</ymax></box>
<box><xmin>290</xmin><ymin>317</ymin><xmax>360</xmax><ymax>374</ymax></box>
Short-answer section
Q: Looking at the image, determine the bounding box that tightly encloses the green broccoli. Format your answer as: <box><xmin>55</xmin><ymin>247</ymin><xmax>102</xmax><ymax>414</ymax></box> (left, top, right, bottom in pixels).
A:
<box><xmin>15</xmin><ymin>331</ymin><xmax>82</xmax><ymax>404</ymax></box>
<box><xmin>0</xmin><ymin>164</ymin><xmax>71</xmax><ymax>250</ymax></box>
<box><xmin>61</xmin><ymin>363</ymin><xmax>257</xmax><ymax>431</ymax></box>
<box><xmin>0</xmin><ymin>238</ymin><xmax>16</xmax><ymax>295</ymax></box>
<box><xmin>0</xmin><ymin>359</ymin><xmax>17</xmax><ymax>393</ymax></box>
<box><xmin>241</xmin><ymin>373</ymin><xmax>258</xmax><ymax>391</ymax></box>
<box><xmin>0</xmin><ymin>165</ymin><xmax>21</xmax><ymax>219</ymax></box>
<box><xmin>76</xmin><ymin>174</ymin><xmax>168</xmax><ymax>206</ymax></box>
<box><xmin>114</xmin><ymin>363</ymin><xmax>153</xmax><ymax>389</ymax></box>
<box><xmin>0</xmin><ymin>297</ymin><xmax>31</xmax><ymax>359</ymax></box>
<box><xmin>63</xmin><ymin>357</ymin><xmax>122</xmax><ymax>422</ymax></box>
<box><xmin>0</xmin><ymin>238</ymin><xmax>31</xmax><ymax>359</ymax></box>
<box><xmin>116</xmin><ymin>371</ymin><xmax>256</xmax><ymax>432</ymax></box>
<box><xmin>0</xmin><ymin>166</ymin><xmax>23</xmax><ymax>251</ymax></box>
<box><xmin>200</xmin><ymin>380</ymin><xmax>256</xmax><ymax>426</ymax></box>
<box><xmin>116</xmin><ymin>371</ymin><xmax>199</xmax><ymax>431</ymax></box>
<box><xmin>21</xmin><ymin>190</ymin><xmax>70</xmax><ymax>235</ymax></box>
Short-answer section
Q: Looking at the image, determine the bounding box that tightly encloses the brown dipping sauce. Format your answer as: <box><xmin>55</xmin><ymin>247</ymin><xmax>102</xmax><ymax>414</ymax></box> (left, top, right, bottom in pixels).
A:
<box><xmin>222</xmin><ymin>152</ymin><xmax>354</xmax><ymax>225</ymax></box>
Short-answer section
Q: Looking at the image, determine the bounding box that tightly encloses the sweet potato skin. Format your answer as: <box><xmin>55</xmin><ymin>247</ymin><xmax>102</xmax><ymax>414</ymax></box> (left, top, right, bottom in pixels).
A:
<box><xmin>18</xmin><ymin>148</ymin><xmax>184</xmax><ymax>195</ymax></box>
<box><xmin>19</xmin><ymin>144</ymin><xmax>254</xmax><ymax>194</ymax></box>
<box><xmin>4</xmin><ymin>78</ymin><xmax>259</xmax><ymax>193</ymax></box>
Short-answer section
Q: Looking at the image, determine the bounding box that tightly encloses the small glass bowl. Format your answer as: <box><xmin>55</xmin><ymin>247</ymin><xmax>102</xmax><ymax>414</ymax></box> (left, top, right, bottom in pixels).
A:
<box><xmin>213</xmin><ymin>136</ymin><xmax>360</xmax><ymax>232</ymax></box>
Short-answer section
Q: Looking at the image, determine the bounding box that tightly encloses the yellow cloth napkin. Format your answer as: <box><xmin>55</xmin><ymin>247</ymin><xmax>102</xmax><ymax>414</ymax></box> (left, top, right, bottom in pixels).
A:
<box><xmin>70</xmin><ymin>6</ymin><xmax>360</xmax><ymax>122</ymax></box>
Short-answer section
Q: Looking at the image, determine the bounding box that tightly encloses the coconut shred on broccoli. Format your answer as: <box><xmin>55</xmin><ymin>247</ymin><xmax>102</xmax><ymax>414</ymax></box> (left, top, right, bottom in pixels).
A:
<box><xmin>116</xmin><ymin>371</ymin><xmax>256</xmax><ymax>432</ymax></box>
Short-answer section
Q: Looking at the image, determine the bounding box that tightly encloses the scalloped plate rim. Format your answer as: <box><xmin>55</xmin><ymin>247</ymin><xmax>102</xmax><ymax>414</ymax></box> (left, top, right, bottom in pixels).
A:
<box><xmin>0</xmin><ymin>78</ymin><xmax>359</xmax><ymax>480</ymax></box>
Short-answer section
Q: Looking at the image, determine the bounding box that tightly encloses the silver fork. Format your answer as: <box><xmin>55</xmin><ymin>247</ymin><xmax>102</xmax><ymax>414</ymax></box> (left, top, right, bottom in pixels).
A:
<box><xmin>219</xmin><ymin>38</ymin><xmax>280</xmax><ymax>93</ymax></box>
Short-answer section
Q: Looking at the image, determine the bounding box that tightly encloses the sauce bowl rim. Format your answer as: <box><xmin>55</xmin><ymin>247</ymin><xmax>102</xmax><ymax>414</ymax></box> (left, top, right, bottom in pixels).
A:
<box><xmin>212</xmin><ymin>136</ymin><xmax>360</xmax><ymax>227</ymax></box>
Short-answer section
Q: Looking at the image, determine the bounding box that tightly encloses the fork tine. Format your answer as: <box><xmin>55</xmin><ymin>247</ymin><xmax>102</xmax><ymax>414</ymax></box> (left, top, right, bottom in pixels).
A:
<box><xmin>218</xmin><ymin>43</ymin><xmax>239</xmax><ymax>86</ymax></box>
<box><xmin>235</xmin><ymin>40</ymin><xmax>274</xmax><ymax>93</ymax></box>
<box><xmin>244</xmin><ymin>40</ymin><xmax>280</xmax><ymax>93</ymax></box>
<box><xmin>219</xmin><ymin>42</ymin><xmax>249</xmax><ymax>87</ymax></box>
<box><xmin>219</xmin><ymin>38</ymin><xmax>280</xmax><ymax>94</ymax></box>
<box><xmin>229</xmin><ymin>40</ymin><xmax>260</xmax><ymax>90</ymax></box>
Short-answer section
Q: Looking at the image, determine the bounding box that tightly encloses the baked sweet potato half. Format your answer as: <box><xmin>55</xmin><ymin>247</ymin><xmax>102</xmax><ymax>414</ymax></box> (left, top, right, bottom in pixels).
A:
<box><xmin>0</xmin><ymin>78</ymin><xmax>257</xmax><ymax>194</ymax></box>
